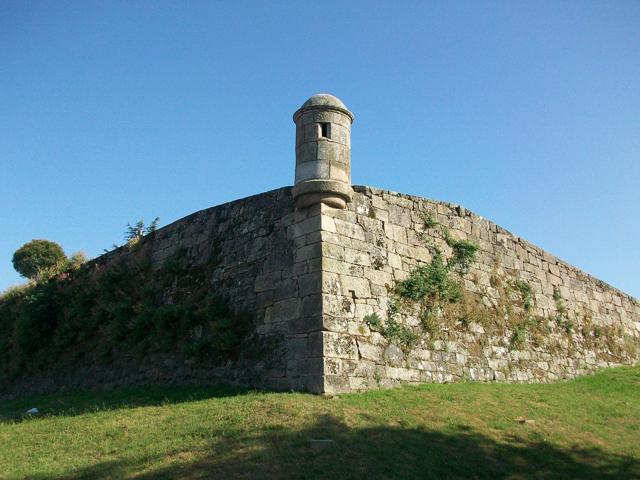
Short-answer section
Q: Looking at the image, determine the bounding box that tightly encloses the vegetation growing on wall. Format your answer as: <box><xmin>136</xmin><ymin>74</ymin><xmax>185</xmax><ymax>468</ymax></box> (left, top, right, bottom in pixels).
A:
<box><xmin>553</xmin><ymin>288</ymin><xmax>574</xmax><ymax>334</ymax></box>
<box><xmin>365</xmin><ymin>214</ymin><xmax>479</xmax><ymax>351</ymax></box>
<box><xmin>124</xmin><ymin>217</ymin><xmax>160</xmax><ymax>247</ymax></box>
<box><xmin>365</xmin><ymin>212</ymin><xmax>637</xmax><ymax>364</ymax></box>
<box><xmin>0</xmin><ymin>239</ymin><xmax>253</xmax><ymax>384</ymax></box>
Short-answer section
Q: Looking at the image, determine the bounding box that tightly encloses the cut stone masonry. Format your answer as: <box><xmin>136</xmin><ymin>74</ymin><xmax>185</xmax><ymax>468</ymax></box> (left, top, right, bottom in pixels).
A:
<box><xmin>5</xmin><ymin>93</ymin><xmax>637</xmax><ymax>397</ymax></box>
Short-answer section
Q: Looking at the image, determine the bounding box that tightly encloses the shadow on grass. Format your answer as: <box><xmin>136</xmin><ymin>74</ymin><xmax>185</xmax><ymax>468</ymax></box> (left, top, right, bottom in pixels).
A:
<box><xmin>32</xmin><ymin>415</ymin><xmax>639</xmax><ymax>480</ymax></box>
<box><xmin>0</xmin><ymin>383</ymin><xmax>253</xmax><ymax>423</ymax></box>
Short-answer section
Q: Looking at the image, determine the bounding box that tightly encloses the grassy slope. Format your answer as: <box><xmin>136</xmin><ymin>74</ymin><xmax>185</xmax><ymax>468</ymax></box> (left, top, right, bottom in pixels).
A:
<box><xmin>0</xmin><ymin>367</ymin><xmax>639</xmax><ymax>480</ymax></box>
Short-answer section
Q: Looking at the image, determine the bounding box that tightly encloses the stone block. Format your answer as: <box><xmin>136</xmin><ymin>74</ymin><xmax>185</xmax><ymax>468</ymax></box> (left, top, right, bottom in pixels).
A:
<box><xmin>301</xmin><ymin>374</ymin><xmax>325</xmax><ymax>394</ymax></box>
<box><xmin>324</xmin><ymin>374</ymin><xmax>351</xmax><ymax>394</ymax></box>
<box><xmin>305</xmin><ymin>230</ymin><xmax>322</xmax><ymax>245</ymax></box>
<box><xmin>364</xmin><ymin>267</ymin><xmax>394</xmax><ymax>287</ymax></box>
<box><xmin>323</xmin><ymin>357</ymin><xmax>343</xmax><ymax>375</ymax></box>
<box><xmin>344</xmin><ymin>246</ymin><xmax>371</xmax><ymax>266</ymax></box>
<box><xmin>255</xmin><ymin>271</ymin><xmax>282</xmax><ymax>293</ymax></box>
<box><xmin>352</xmin><ymin>360</ymin><xmax>377</xmax><ymax>378</ymax></box>
<box><xmin>329</xmin><ymin>162</ymin><xmax>351</xmax><ymax>184</ymax></box>
<box><xmin>320</xmin><ymin>214</ymin><xmax>337</xmax><ymax>233</ymax></box>
<box><xmin>295</xmin><ymin>142</ymin><xmax>317</xmax><ymax>163</ymax></box>
<box><xmin>306</xmin><ymin>330</ymin><xmax>325</xmax><ymax>357</ymax></box>
<box><xmin>323</xmin><ymin>294</ymin><xmax>355</xmax><ymax>318</ymax></box>
<box><xmin>306</xmin><ymin>257</ymin><xmax>323</xmax><ymax>273</ymax></box>
<box><xmin>321</xmin><ymin>242</ymin><xmax>345</xmax><ymax>261</ymax></box>
<box><xmin>323</xmin><ymin>331</ymin><xmax>359</xmax><ymax>360</ymax></box>
<box><xmin>298</xmin><ymin>273</ymin><xmax>322</xmax><ymax>297</ymax></box>
<box><xmin>384</xmin><ymin>344</ymin><xmax>405</xmax><ymax>366</ymax></box>
<box><xmin>323</xmin><ymin>257</ymin><xmax>364</xmax><ymax>277</ymax></box>
<box><xmin>291</xmin><ymin>215</ymin><xmax>321</xmax><ymax>239</ymax></box>
<box><xmin>334</xmin><ymin>217</ymin><xmax>366</xmax><ymax>241</ymax></box>
<box><xmin>395</xmin><ymin>243</ymin><xmax>431</xmax><ymax>263</ymax></box>
<box><xmin>338</xmin><ymin>274</ymin><xmax>371</xmax><ymax>299</ymax></box>
<box><xmin>320</xmin><ymin>230</ymin><xmax>350</xmax><ymax>247</ymax></box>
<box><xmin>286</xmin><ymin>335</ymin><xmax>309</xmax><ymax>359</ymax></box>
<box><xmin>386</xmin><ymin>366</ymin><xmax>420</xmax><ymax>382</ymax></box>
<box><xmin>301</xmin><ymin>294</ymin><xmax>323</xmax><ymax>317</ymax></box>
<box><xmin>321</xmin><ymin>271</ymin><xmax>342</xmax><ymax>295</ymax></box>
<box><xmin>274</xmin><ymin>278</ymin><xmax>298</xmax><ymax>300</ymax></box>
<box><xmin>323</xmin><ymin>315</ymin><xmax>351</xmax><ymax>333</ymax></box>
<box><xmin>354</xmin><ymin>302</ymin><xmax>375</xmax><ymax>320</ymax></box>
<box><xmin>348</xmin><ymin>376</ymin><xmax>372</xmax><ymax>391</ymax></box>
<box><xmin>354</xmin><ymin>237</ymin><xmax>380</xmax><ymax>253</ymax></box>
<box><xmin>388</xmin><ymin>204</ymin><xmax>412</xmax><ymax>227</ymax></box>
<box><xmin>295</xmin><ymin>160</ymin><xmax>330</xmax><ymax>183</ymax></box>
<box><xmin>272</xmin><ymin>298</ymin><xmax>300</xmax><ymax>322</ymax></box>
<box><xmin>356</xmin><ymin>215</ymin><xmax>383</xmax><ymax>232</ymax></box>
<box><xmin>296</xmin><ymin>243</ymin><xmax>322</xmax><ymax>262</ymax></box>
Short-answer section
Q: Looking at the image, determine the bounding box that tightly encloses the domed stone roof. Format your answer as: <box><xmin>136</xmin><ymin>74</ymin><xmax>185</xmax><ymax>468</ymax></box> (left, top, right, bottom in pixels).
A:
<box><xmin>294</xmin><ymin>93</ymin><xmax>354</xmax><ymax>122</ymax></box>
<box><xmin>301</xmin><ymin>93</ymin><xmax>347</xmax><ymax>110</ymax></box>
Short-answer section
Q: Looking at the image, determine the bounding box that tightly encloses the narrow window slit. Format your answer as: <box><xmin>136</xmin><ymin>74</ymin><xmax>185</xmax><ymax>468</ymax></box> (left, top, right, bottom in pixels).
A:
<box><xmin>320</xmin><ymin>123</ymin><xmax>331</xmax><ymax>139</ymax></box>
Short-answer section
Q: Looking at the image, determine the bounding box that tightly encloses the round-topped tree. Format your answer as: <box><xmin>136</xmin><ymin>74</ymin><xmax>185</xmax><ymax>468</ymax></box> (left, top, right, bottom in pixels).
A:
<box><xmin>292</xmin><ymin>94</ymin><xmax>354</xmax><ymax>209</ymax></box>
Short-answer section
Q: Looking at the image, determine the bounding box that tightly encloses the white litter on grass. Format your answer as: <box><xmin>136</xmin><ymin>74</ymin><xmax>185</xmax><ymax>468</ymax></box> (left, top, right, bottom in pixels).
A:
<box><xmin>26</xmin><ymin>408</ymin><xmax>39</xmax><ymax>414</ymax></box>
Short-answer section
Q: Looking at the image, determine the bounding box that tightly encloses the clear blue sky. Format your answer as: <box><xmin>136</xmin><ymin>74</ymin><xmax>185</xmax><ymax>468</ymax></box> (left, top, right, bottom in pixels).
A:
<box><xmin>1</xmin><ymin>1</ymin><xmax>639</xmax><ymax>298</ymax></box>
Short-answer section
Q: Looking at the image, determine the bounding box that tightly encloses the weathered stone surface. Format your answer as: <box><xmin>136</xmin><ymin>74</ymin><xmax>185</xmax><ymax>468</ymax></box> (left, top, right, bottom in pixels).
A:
<box><xmin>5</xmin><ymin>125</ymin><xmax>638</xmax><ymax>399</ymax></box>
<box><xmin>317</xmin><ymin>185</ymin><xmax>640</xmax><ymax>393</ymax></box>
<box><xmin>1</xmin><ymin>186</ymin><xmax>329</xmax><ymax>398</ymax></box>
<box><xmin>293</xmin><ymin>94</ymin><xmax>354</xmax><ymax>209</ymax></box>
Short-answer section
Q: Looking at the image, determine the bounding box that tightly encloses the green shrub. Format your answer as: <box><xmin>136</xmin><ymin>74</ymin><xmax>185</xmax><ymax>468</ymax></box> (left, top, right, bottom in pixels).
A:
<box><xmin>512</xmin><ymin>280</ymin><xmax>534</xmax><ymax>312</ymax></box>
<box><xmin>448</xmin><ymin>239</ymin><xmax>479</xmax><ymax>272</ymax></box>
<box><xmin>371</xmin><ymin>213</ymin><xmax>480</xmax><ymax>353</ymax></box>
<box><xmin>552</xmin><ymin>288</ymin><xmax>574</xmax><ymax>334</ymax></box>
<box><xmin>395</xmin><ymin>252</ymin><xmax>461</xmax><ymax>304</ymax></box>
<box><xmin>364</xmin><ymin>313</ymin><xmax>384</xmax><ymax>331</ymax></box>
<box><xmin>12</xmin><ymin>240</ymin><xmax>67</xmax><ymax>280</ymax></box>
<box><xmin>563</xmin><ymin>320</ymin><xmax>574</xmax><ymax>334</ymax></box>
<box><xmin>421</xmin><ymin>213</ymin><xmax>438</xmax><ymax>229</ymax></box>
<box><xmin>364</xmin><ymin>313</ymin><xmax>419</xmax><ymax>351</ymax></box>
<box><xmin>125</xmin><ymin>218</ymin><xmax>159</xmax><ymax>247</ymax></box>
<box><xmin>0</xmin><ymin>243</ymin><xmax>252</xmax><ymax>383</ymax></box>
<box><xmin>510</xmin><ymin>324</ymin><xmax>527</xmax><ymax>350</ymax></box>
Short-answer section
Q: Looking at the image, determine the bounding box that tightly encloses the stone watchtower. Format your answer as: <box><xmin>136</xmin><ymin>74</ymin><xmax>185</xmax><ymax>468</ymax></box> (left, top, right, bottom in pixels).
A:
<box><xmin>292</xmin><ymin>94</ymin><xmax>354</xmax><ymax>209</ymax></box>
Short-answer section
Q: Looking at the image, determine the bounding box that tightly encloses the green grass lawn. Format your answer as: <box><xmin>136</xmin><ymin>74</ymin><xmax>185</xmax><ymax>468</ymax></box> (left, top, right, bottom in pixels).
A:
<box><xmin>1</xmin><ymin>366</ymin><xmax>639</xmax><ymax>479</ymax></box>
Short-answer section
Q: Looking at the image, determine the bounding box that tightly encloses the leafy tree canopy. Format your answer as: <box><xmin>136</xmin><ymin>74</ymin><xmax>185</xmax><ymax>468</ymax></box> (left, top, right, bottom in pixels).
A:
<box><xmin>12</xmin><ymin>239</ymin><xmax>66</xmax><ymax>280</ymax></box>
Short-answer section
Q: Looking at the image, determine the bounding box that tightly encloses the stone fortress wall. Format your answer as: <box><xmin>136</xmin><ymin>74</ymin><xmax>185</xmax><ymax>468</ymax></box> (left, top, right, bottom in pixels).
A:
<box><xmin>131</xmin><ymin>187</ymin><xmax>326</xmax><ymax>392</ymax></box>
<box><xmin>3</xmin><ymin>187</ymin><xmax>328</xmax><ymax>397</ymax></box>
<box><xmin>72</xmin><ymin>177</ymin><xmax>638</xmax><ymax>395</ymax></box>
<box><xmin>125</xmin><ymin>177</ymin><xmax>639</xmax><ymax>394</ymax></box>
<box><xmin>5</xmin><ymin>93</ymin><xmax>637</xmax><ymax>397</ymax></box>
<box><xmin>317</xmin><ymin>186</ymin><xmax>640</xmax><ymax>393</ymax></box>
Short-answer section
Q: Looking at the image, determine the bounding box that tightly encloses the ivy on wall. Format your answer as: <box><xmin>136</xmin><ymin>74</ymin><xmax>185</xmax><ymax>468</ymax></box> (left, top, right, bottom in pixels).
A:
<box><xmin>0</xmin><ymin>241</ymin><xmax>254</xmax><ymax>384</ymax></box>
